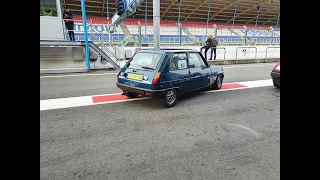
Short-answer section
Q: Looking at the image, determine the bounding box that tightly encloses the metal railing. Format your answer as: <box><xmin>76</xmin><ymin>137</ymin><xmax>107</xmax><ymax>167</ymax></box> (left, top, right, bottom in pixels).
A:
<box><xmin>87</xmin><ymin>24</ymin><xmax>119</xmax><ymax>54</ymax></box>
<box><xmin>236</xmin><ymin>47</ymin><xmax>258</xmax><ymax>63</ymax></box>
<box><xmin>68</xmin><ymin>33</ymin><xmax>280</xmax><ymax>46</ymax></box>
<box><xmin>204</xmin><ymin>47</ymin><xmax>226</xmax><ymax>60</ymax></box>
<box><xmin>63</xmin><ymin>19</ymin><xmax>120</xmax><ymax>65</ymax></box>
<box><xmin>69</xmin><ymin>20</ymin><xmax>280</xmax><ymax>46</ymax></box>
<box><xmin>87</xmin><ymin>25</ymin><xmax>120</xmax><ymax>66</ymax></box>
<box><xmin>265</xmin><ymin>46</ymin><xmax>280</xmax><ymax>62</ymax></box>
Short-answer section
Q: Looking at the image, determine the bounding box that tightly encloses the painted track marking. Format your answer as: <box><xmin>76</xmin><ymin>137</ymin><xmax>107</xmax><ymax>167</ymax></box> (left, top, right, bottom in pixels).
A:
<box><xmin>40</xmin><ymin>79</ymin><xmax>273</xmax><ymax>111</ymax></box>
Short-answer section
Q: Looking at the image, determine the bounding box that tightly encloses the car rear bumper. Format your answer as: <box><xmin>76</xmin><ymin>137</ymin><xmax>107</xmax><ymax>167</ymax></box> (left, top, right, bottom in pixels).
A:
<box><xmin>116</xmin><ymin>83</ymin><xmax>165</xmax><ymax>98</ymax></box>
<box><xmin>271</xmin><ymin>71</ymin><xmax>280</xmax><ymax>85</ymax></box>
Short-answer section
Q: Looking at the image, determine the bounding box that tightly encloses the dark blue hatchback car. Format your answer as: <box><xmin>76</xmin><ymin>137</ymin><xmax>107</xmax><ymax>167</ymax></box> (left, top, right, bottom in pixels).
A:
<box><xmin>116</xmin><ymin>49</ymin><xmax>224</xmax><ymax>107</ymax></box>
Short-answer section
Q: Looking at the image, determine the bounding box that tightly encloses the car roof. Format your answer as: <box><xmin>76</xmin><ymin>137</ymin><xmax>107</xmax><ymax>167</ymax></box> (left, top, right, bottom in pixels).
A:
<box><xmin>137</xmin><ymin>48</ymin><xmax>199</xmax><ymax>54</ymax></box>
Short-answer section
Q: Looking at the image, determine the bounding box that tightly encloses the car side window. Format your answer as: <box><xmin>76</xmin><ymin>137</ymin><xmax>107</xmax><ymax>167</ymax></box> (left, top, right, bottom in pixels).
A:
<box><xmin>170</xmin><ymin>53</ymin><xmax>188</xmax><ymax>71</ymax></box>
<box><xmin>188</xmin><ymin>53</ymin><xmax>206</xmax><ymax>68</ymax></box>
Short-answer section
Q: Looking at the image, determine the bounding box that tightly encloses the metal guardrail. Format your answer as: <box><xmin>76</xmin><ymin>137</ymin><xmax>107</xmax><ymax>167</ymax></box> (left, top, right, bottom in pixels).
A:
<box><xmin>204</xmin><ymin>47</ymin><xmax>226</xmax><ymax>60</ymax></box>
<box><xmin>66</xmin><ymin>32</ymin><xmax>280</xmax><ymax>46</ymax></box>
<box><xmin>265</xmin><ymin>46</ymin><xmax>280</xmax><ymax>63</ymax></box>
<box><xmin>218</xmin><ymin>47</ymin><xmax>226</xmax><ymax>60</ymax></box>
<box><xmin>236</xmin><ymin>47</ymin><xmax>257</xmax><ymax>64</ymax></box>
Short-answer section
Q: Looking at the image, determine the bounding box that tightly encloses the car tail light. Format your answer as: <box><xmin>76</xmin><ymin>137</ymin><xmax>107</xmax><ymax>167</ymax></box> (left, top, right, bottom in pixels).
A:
<box><xmin>152</xmin><ymin>72</ymin><xmax>161</xmax><ymax>85</ymax></box>
<box><xmin>117</xmin><ymin>68</ymin><xmax>123</xmax><ymax>76</ymax></box>
<box><xmin>274</xmin><ymin>62</ymin><xmax>280</xmax><ymax>70</ymax></box>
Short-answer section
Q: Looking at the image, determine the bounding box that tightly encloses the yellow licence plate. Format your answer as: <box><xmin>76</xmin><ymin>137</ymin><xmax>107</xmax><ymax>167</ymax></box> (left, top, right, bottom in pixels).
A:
<box><xmin>128</xmin><ymin>73</ymin><xmax>143</xmax><ymax>81</ymax></box>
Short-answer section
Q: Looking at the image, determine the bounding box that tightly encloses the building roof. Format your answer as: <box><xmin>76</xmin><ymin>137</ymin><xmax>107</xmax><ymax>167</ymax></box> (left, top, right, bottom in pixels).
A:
<box><xmin>63</xmin><ymin>0</ymin><xmax>280</xmax><ymax>26</ymax></box>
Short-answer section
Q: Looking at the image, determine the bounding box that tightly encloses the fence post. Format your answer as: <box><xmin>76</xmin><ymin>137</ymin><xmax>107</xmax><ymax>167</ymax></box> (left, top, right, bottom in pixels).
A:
<box><xmin>213</xmin><ymin>24</ymin><xmax>217</xmax><ymax>38</ymax></box>
<box><xmin>81</xmin><ymin>0</ymin><xmax>90</xmax><ymax>70</ymax></box>
<box><xmin>265</xmin><ymin>46</ymin><xmax>280</xmax><ymax>63</ymax></box>
<box><xmin>270</xmin><ymin>26</ymin><xmax>274</xmax><ymax>46</ymax></box>
<box><xmin>255</xmin><ymin>47</ymin><xmax>257</xmax><ymax>63</ymax></box>
<box><xmin>243</xmin><ymin>25</ymin><xmax>247</xmax><ymax>46</ymax></box>
<box><xmin>108</xmin><ymin>21</ymin><xmax>111</xmax><ymax>44</ymax></box>
<box><xmin>138</xmin><ymin>21</ymin><xmax>142</xmax><ymax>48</ymax></box>
<box><xmin>236</xmin><ymin>47</ymin><xmax>238</xmax><ymax>64</ymax></box>
<box><xmin>179</xmin><ymin>23</ymin><xmax>182</xmax><ymax>47</ymax></box>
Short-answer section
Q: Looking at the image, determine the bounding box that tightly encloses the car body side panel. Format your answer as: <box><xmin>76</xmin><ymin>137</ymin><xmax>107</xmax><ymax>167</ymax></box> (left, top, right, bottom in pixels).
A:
<box><xmin>161</xmin><ymin>70</ymin><xmax>191</xmax><ymax>92</ymax></box>
<box><xmin>160</xmin><ymin>53</ymin><xmax>192</xmax><ymax>92</ymax></box>
<box><xmin>189</xmin><ymin>67</ymin><xmax>210</xmax><ymax>89</ymax></box>
<box><xmin>188</xmin><ymin>52</ymin><xmax>222</xmax><ymax>90</ymax></box>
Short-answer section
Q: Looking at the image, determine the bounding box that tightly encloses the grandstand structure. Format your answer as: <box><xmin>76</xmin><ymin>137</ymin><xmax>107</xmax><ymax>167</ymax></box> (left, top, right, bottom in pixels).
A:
<box><xmin>40</xmin><ymin>0</ymin><xmax>280</xmax><ymax>73</ymax></box>
<box><xmin>63</xmin><ymin>0</ymin><xmax>280</xmax><ymax>46</ymax></box>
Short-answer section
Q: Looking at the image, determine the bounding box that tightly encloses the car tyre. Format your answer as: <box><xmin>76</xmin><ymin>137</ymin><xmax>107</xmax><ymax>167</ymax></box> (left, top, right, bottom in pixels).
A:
<box><xmin>158</xmin><ymin>89</ymin><xmax>177</xmax><ymax>108</ymax></box>
<box><xmin>212</xmin><ymin>74</ymin><xmax>223</xmax><ymax>90</ymax></box>
<box><xmin>125</xmin><ymin>92</ymin><xmax>139</xmax><ymax>98</ymax></box>
<box><xmin>273</xmin><ymin>80</ymin><xmax>280</xmax><ymax>88</ymax></box>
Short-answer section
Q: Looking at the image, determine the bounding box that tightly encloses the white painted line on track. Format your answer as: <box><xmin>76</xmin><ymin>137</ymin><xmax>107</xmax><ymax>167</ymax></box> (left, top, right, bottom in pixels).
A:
<box><xmin>40</xmin><ymin>79</ymin><xmax>274</xmax><ymax>111</ymax></box>
<box><xmin>40</xmin><ymin>96</ymin><xmax>93</xmax><ymax>111</ymax></box>
<box><xmin>237</xmin><ymin>79</ymin><xmax>273</xmax><ymax>87</ymax></box>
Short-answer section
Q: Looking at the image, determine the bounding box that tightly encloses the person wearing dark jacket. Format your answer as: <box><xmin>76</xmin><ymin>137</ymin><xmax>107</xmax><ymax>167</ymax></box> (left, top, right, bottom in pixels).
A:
<box><xmin>63</xmin><ymin>8</ymin><xmax>75</xmax><ymax>41</ymax></box>
<box><xmin>200</xmin><ymin>34</ymin><xmax>213</xmax><ymax>60</ymax></box>
<box><xmin>209</xmin><ymin>36</ymin><xmax>218</xmax><ymax>60</ymax></box>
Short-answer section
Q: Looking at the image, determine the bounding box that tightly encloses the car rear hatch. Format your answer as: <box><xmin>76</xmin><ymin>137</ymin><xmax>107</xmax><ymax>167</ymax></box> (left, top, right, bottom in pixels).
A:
<box><xmin>118</xmin><ymin>52</ymin><xmax>164</xmax><ymax>90</ymax></box>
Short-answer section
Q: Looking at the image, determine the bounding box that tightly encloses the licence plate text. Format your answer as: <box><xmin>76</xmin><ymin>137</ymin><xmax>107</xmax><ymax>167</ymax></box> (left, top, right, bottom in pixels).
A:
<box><xmin>128</xmin><ymin>73</ymin><xmax>143</xmax><ymax>80</ymax></box>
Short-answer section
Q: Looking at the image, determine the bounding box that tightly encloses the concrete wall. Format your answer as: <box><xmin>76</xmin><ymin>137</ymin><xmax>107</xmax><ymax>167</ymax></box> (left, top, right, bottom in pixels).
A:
<box><xmin>40</xmin><ymin>47</ymin><xmax>86</xmax><ymax>69</ymax></box>
<box><xmin>40</xmin><ymin>0</ymin><xmax>65</xmax><ymax>40</ymax></box>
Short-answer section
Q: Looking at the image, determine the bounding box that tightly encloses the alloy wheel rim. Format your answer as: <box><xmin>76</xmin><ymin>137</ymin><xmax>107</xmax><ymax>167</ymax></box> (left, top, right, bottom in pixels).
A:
<box><xmin>166</xmin><ymin>90</ymin><xmax>176</xmax><ymax>104</ymax></box>
<box><xmin>217</xmin><ymin>75</ymin><xmax>222</xmax><ymax>88</ymax></box>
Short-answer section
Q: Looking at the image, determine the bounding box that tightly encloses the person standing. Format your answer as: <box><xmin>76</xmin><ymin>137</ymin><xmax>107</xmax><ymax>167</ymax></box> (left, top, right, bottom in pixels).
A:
<box><xmin>200</xmin><ymin>34</ymin><xmax>213</xmax><ymax>60</ymax></box>
<box><xmin>63</xmin><ymin>8</ymin><xmax>75</xmax><ymax>41</ymax></box>
<box><xmin>209</xmin><ymin>36</ymin><xmax>218</xmax><ymax>60</ymax></box>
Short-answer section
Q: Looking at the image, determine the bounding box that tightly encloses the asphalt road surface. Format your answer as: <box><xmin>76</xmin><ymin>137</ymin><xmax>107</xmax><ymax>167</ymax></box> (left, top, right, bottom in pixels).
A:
<box><xmin>40</xmin><ymin>63</ymin><xmax>280</xmax><ymax>180</ymax></box>
<box><xmin>40</xmin><ymin>63</ymin><xmax>276</xmax><ymax>100</ymax></box>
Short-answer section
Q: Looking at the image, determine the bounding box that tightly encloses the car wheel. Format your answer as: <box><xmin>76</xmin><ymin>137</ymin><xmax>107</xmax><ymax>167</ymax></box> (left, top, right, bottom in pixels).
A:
<box><xmin>212</xmin><ymin>74</ymin><xmax>223</xmax><ymax>90</ymax></box>
<box><xmin>158</xmin><ymin>89</ymin><xmax>177</xmax><ymax>108</ymax></box>
<box><xmin>273</xmin><ymin>80</ymin><xmax>280</xmax><ymax>88</ymax></box>
<box><xmin>125</xmin><ymin>92</ymin><xmax>139</xmax><ymax>98</ymax></box>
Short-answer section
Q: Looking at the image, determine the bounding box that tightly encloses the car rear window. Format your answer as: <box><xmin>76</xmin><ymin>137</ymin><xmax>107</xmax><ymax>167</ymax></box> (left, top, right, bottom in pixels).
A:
<box><xmin>127</xmin><ymin>53</ymin><xmax>163</xmax><ymax>71</ymax></box>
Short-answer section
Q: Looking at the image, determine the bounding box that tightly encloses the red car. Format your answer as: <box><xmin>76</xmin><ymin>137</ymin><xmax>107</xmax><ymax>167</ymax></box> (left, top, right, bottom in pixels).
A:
<box><xmin>271</xmin><ymin>61</ymin><xmax>280</xmax><ymax>88</ymax></box>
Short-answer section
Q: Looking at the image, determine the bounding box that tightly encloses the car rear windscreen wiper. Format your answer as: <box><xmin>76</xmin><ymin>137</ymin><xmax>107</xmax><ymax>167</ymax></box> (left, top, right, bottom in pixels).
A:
<box><xmin>141</xmin><ymin>66</ymin><xmax>155</xmax><ymax>70</ymax></box>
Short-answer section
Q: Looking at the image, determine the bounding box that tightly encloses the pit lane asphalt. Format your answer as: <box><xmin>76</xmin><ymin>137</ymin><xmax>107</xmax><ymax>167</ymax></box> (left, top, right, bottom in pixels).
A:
<box><xmin>40</xmin><ymin>63</ymin><xmax>280</xmax><ymax>180</ymax></box>
<box><xmin>40</xmin><ymin>63</ymin><xmax>276</xmax><ymax>100</ymax></box>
